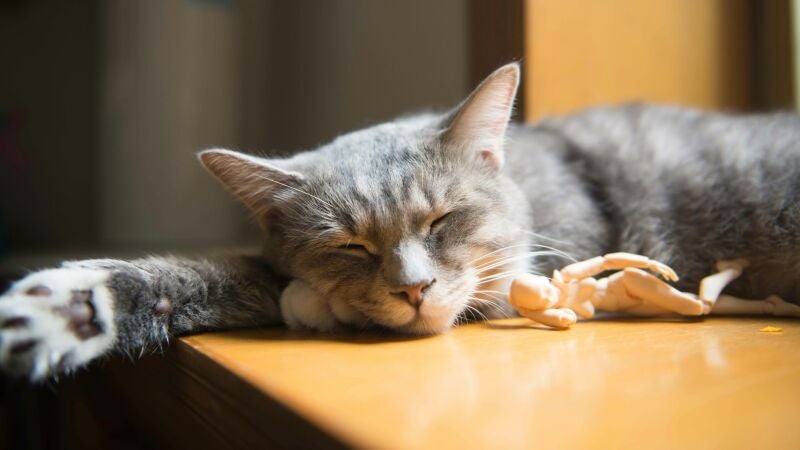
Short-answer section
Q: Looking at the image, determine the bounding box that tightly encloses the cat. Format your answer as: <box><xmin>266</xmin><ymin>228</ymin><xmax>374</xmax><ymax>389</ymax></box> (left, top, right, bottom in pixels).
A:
<box><xmin>2</xmin><ymin>63</ymin><xmax>800</xmax><ymax>381</ymax></box>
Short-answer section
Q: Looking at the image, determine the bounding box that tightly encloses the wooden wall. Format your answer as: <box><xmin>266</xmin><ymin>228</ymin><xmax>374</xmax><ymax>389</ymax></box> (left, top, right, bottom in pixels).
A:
<box><xmin>471</xmin><ymin>0</ymin><xmax>794</xmax><ymax>122</ymax></box>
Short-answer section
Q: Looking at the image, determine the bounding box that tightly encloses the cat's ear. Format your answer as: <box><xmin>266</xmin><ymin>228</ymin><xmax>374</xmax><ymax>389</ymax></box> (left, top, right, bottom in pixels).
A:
<box><xmin>441</xmin><ymin>63</ymin><xmax>520</xmax><ymax>169</ymax></box>
<box><xmin>198</xmin><ymin>148</ymin><xmax>304</xmax><ymax>224</ymax></box>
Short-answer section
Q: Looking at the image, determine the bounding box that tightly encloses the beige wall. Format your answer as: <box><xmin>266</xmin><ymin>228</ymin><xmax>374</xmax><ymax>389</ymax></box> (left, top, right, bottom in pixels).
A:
<box><xmin>524</xmin><ymin>0</ymin><xmax>753</xmax><ymax>120</ymax></box>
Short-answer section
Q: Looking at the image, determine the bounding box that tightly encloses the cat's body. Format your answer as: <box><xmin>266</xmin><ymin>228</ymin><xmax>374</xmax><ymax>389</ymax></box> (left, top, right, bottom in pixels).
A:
<box><xmin>2</xmin><ymin>64</ymin><xmax>800</xmax><ymax>380</ymax></box>
<box><xmin>514</xmin><ymin>104</ymin><xmax>800</xmax><ymax>300</ymax></box>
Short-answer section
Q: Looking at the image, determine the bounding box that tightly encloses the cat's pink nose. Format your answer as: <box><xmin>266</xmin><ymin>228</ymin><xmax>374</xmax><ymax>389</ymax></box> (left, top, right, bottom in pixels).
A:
<box><xmin>393</xmin><ymin>280</ymin><xmax>434</xmax><ymax>308</ymax></box>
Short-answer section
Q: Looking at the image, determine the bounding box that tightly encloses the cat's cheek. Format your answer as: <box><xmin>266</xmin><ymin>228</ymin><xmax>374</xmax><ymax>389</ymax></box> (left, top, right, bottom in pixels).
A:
<box><xmin>329</xmin><ymin>297</ymin><xmax>371</xmax><ymax>327</ymax></box>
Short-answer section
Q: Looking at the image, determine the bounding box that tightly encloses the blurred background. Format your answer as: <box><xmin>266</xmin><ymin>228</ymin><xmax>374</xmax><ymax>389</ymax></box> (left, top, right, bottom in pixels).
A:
<box><xmin>0</xmin><ymin>0</ymin><xmax>795</xmax><ymax>279</ymax></box>
<box><xmin>0</xmin><ymin>0</ymin><xmax>479</xmax><ymax>281</ymax></box>
<box><xmin>0</xmin><ymin>0</ymin><xmax>797</xmax><ymax>448</ymax></box>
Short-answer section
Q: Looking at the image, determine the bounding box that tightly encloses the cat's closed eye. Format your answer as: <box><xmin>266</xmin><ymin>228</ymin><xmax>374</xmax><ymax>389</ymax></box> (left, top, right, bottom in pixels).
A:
<box><xmin>429</xmin><ymin>212</ymin><xmax>452</xmax><ymax>234</ymax></box>
<box><xmin>336</xmin><ymin>242</ymin><xmax>373</xmax><ymax>256</ymax></box>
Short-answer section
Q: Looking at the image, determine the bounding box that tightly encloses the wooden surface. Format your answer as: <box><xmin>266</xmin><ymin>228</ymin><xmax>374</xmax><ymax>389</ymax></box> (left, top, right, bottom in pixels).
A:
<box><xmin>163</xmin><ymin>317</ymin><xmax>800</xmax><ymax>450</ymax></box>
<box><xmin>523</xmin><ymin>0</ymin><xmax>752</xmax><ymax>120</ymax></box>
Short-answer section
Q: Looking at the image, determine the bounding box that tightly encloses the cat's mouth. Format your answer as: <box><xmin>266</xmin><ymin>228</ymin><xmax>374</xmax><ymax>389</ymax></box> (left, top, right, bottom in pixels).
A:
<box><xmin>394</xmin><ymin>305</ymin><xmax>460</xmax><ymax>335</ymax></box>
<box><xmin>391</xmin><ymin>289</ymin><xmax>471</xmax><ymax>335</ymax></box>
<box><xmin>352</xmin><ymin>293</ymin><xmax>463</xmax><ymax>335</ymax></box>
<box><xmin>340</xmin><ymin>274</ymin><xmax>476</xmax><ymax>335</ymax></box>
<box><xmin>390</xmin><ymin>276</ymin><xmax>480</xmax><ymax>334</ymax></box>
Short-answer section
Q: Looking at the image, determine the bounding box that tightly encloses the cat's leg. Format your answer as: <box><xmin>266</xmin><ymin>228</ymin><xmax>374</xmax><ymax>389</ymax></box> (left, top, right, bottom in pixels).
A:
<box><xmin>0</xmin><ymin>255</ymin><xmax>285</xmax><ymax>381</ymax></box>
<box><xmin>710</xmin><ymin>294</ymin><xmax>800</xmax><ymax>317</ymax></box>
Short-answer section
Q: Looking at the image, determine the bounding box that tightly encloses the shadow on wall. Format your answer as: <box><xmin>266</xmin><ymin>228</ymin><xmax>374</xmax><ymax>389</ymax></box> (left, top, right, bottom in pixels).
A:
<box><xmin>0</xmin><ymin>0</ymin><xmax>469</xmax><ymax>254</ymax></box>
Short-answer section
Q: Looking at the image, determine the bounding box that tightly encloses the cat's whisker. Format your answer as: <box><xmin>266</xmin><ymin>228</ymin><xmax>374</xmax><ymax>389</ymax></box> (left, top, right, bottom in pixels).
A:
<box><xmin>466</xmin><ymin>297</ymin><xmax>512</xmax><ymax>318</ymax></box>
<box><xmin>470</xmin><ymin>300</ymin><xmax>506</xmax><ymax>314</ymax></box>
<box><xmin>462</xmin><ymin>304</ymin><xmax>489</xmax><ymax>321</ymax></box>
<box><xmin>473</xmin><ymin>250</ymin><xmax>568</xmax><ymax>272</ymax></box>
<box><xmin>519</xmin><ymin>242</ymin><xmax>578</xmax><ymax>262</ymax></box>
<box><xmin>255</xmin><ymin>174</ymin><xmax>336</xmax><ymax>209</ymax></box>
<box><xmin>476</xmin><ymin>267</ymin><xmax>543</xmax><ymax>281</ymax></box>
<box><xmin>467</xmin><ymin>243</ymin><xmax>576</xmax><ymax>268</ymax></box>
<box><xmin>475</xmin><ymin>271</ymin><xmax>526</xmax><ymax>285</ymax></box>
<box><xmin>475</xmin><ymin>267</ymin><xmax>553</xmax><ymax>286</ymax></box>
<box><xmin>467</xmin><ymin>295</ymin><xmax>505</xmax><ymax>307</ymax></box>
<box><xmin>466</xmin><ymin>243</ymin><xmax>536</xmax><ymax>266</ymax></box>
<box><xmin>468</xmin><ymin>289</ymin><xmax>505</xmax><ymax>301</ymax></box>
<box><xmin>468</xmin><ymin>292</ymin><xmax>508</xmax><ymax>310</ymax></box>
<box><xmin>472</xmin><ymin>250</ymin><xmax>544</xmax><ymax>271</ymax></box>
<box><xmin>520</xmin><ymin>229</ymin><xmax>576</xmax><ymax>247</ymax></box>
<box><xmin>481</xmin><ymin>266</ymin><xmax>549</xmax><ymax>278</ymax></box>
<box><xmin>471</xmin><ymin>289</ymin><xmax>508</xmax><ymax>296</ymax></box>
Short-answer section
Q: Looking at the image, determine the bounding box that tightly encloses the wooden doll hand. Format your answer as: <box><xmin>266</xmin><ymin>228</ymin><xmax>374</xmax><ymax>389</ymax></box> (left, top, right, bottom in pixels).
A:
<box><xmin>509</xmin><ymin>274</ymin><xmax>559</xmax><ymax>311</ymax></box>
<box><xmin>647</xmin><ymin>261</ymin><xmax>678</xmax><ymax>282</ymax></box>
<box><xmin>515</xmin><ymin>306</ymin><xmax>578</xmax><ymax>329</ymax></box>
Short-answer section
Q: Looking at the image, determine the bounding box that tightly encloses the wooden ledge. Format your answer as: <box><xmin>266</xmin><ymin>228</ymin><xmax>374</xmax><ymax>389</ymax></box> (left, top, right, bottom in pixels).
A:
<box><xmin>108</xmin><ymin>317</ymin><xmax>800</xmax><ymax>449</ymax></box>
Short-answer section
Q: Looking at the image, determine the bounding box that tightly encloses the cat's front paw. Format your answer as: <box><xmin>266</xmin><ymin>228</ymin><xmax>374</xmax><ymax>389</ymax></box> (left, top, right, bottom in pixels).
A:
<box><xmin>0</xmin><ymin>268</ymin><xmax>117</xmax><ymax>381</ymax></box>
<box><xmin>280</xmin><ymin>280</ymin><xmax>342</xmax><ymax>332</ymax></box>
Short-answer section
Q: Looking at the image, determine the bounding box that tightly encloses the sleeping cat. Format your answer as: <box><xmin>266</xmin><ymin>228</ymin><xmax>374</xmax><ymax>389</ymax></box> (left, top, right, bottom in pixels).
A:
<box><xmin>2</xmin><ymin>63</ymin><xmax>800</xmax><ymax>380</ymax></box>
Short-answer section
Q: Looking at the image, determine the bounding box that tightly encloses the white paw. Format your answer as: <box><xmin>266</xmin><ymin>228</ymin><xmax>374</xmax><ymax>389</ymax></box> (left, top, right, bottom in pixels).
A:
<box><xmin>0</xmin><ymin>268</ymin><xmax>117</xmax><ymax>381</ymax></box>
<box><xmin>280</xmin><ymin>280</ymin><xmax>341</xmax><ymax>332</ymax></box>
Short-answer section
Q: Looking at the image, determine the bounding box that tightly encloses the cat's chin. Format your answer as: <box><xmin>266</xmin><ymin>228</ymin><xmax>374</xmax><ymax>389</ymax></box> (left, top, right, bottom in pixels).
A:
<box><xmin>396</xmin><ymin>321</ymin><xmax>453</xmax><ymax>335</ymax></box>
<box><xmin>392</xmin><ymin>307</ymin><xmax>459</xmax><ymax>335</ymax></box>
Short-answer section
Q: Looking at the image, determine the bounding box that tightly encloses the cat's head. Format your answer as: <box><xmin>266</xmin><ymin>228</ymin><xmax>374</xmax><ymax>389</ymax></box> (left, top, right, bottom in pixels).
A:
<box><xmin>200</xmin><ymin>64</ymin><xmax>530</xmax><ymax>334</ymax></box>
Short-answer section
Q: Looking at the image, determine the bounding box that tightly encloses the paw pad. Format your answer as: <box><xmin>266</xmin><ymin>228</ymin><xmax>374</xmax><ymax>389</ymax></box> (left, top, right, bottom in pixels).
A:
<box><xmin>1</xmin><ymin>317</ymin><xmax>29</xmax><ymax>328</ymax></box>
<box><xmin>0</xmin><ymin>267</ymin><xmax>116</xmax><ymax>380</ymax></box>
<box><xmin>25</xmin><ymin>285</ymin><xmax>52</xmax><ymax>296</ymax></box>
<box><xmin>154</xmin><ymin>297</ymin><xmax>172</xmax><ymax>315</ymax></box>
<box><xmin>10</xmin><ymin>340</ymin><xmax>37</xmax><ymax>355</ymax></box>
<box><xmin>53</xmin><ymin>289</ymin><xmax>102</xmax><ymax>340</ymax></box>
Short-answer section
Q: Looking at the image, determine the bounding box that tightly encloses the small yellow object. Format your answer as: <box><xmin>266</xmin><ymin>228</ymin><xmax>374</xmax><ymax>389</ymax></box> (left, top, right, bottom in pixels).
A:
<box><xmin>759</xmin><ymin>326</ymin><xmax>783</xmax><ymax>333</ymax></box>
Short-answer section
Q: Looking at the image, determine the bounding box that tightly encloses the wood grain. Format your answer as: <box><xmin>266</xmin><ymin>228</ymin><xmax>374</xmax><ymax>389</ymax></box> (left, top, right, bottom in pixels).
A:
<box><xmin>135</xmin><ymin>317</ymin><xmax>800</xmax><ymax>450</ymax></box>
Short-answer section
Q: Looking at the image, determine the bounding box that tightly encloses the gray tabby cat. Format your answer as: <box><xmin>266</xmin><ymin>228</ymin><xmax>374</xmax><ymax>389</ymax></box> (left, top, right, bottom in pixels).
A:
<box><xmin>2</xmin><ymin>63</ymin><xmax>800</xmax><ymax>380</ymax></box>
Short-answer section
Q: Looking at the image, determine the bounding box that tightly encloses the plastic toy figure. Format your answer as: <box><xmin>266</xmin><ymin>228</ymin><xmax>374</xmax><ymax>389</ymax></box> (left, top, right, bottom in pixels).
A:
<box><xmin>509</xmin><ymin>253</ymin><xmax>800</xmax><ymax>328</ymax></box>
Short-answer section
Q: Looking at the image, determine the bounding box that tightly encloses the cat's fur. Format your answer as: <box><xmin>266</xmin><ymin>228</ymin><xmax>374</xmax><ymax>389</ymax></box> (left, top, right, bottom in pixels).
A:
<box><xmin>2</xmin><ymin>63</ymin><xmax>800</xmax><ymax>380</ymax></box>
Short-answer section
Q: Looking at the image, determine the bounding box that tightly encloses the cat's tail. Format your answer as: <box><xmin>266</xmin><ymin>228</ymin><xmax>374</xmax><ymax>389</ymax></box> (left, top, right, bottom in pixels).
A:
<box><xmin>0</xmin><ymin>254</ymin><xmax>286</xmax><ymax>381</ymax></box>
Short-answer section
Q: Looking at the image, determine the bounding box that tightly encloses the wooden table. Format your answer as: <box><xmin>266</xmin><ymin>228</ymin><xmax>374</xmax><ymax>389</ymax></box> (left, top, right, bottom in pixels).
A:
<box><xmin>109</xmin><ymin>317</ymin><xmax>800</xmax><ymax>450</ymax></box>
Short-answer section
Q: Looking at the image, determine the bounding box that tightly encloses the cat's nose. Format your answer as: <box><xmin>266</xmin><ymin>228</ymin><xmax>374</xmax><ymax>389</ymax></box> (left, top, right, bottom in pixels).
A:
<box><xmin>392</xmin><ymin>280</ymin><xmax>435</xmax><ymax>308</ymax></box>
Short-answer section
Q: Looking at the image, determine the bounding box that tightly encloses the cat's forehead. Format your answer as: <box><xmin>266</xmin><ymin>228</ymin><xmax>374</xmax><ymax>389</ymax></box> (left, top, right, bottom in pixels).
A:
<box><xmin>282</xmin><ymin>114</ymin><xmax>486</xmax><ymax>237</ymax></box>
<box><xmin>314</xmin><ymin>114</ymin><xmax>440</xmax><ymax>164</ymax></box>
<box><xmin>295</xmin><ymin>146</ymin><xmax>465</xmax><ymax>239</ymax></box>
<box><xmin>315</xmin><ymin>150</ymin><xmax>451</xmax><ymax>230</ymax></box>
<box><xmin>308</xmin><ymin>122</ymin><xmax>454</xmax><ymax>195</ymax></box>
